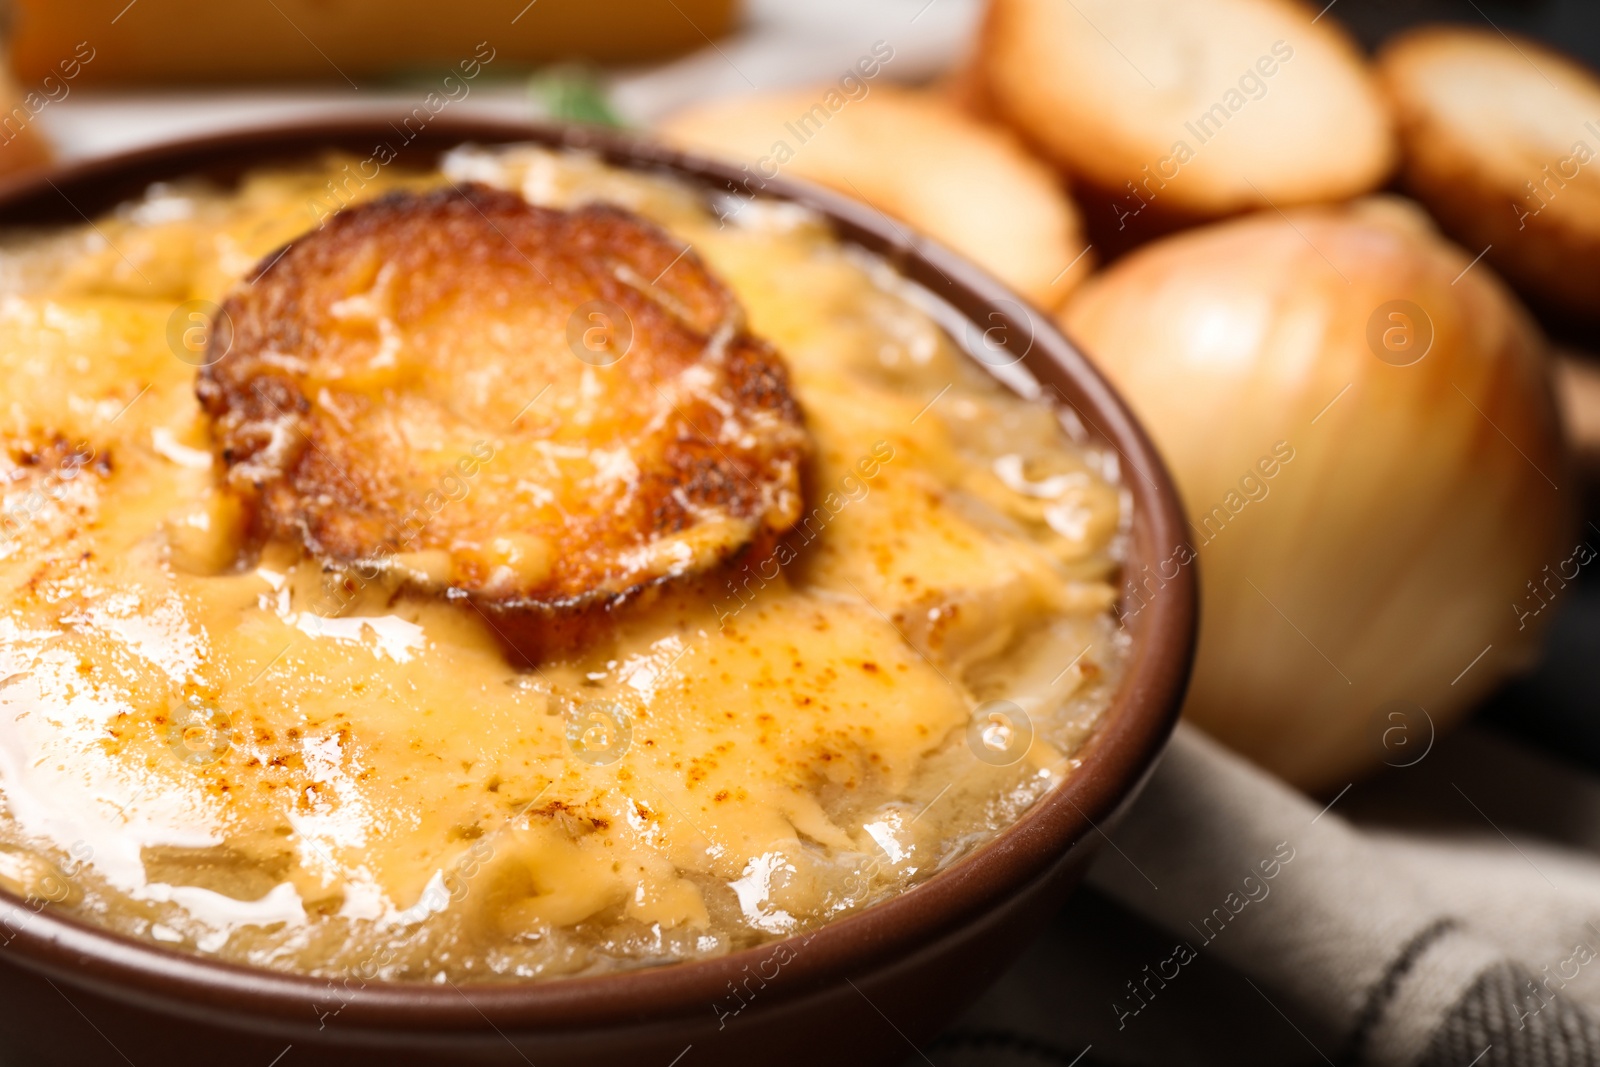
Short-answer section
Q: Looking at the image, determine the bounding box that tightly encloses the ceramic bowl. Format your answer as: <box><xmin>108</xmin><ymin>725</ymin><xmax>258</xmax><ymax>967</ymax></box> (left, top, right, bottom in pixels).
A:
<box><xmin>0</xmin><ymin>117</ymin><xmax>1195</xmax><ymax>1067</ymax></box>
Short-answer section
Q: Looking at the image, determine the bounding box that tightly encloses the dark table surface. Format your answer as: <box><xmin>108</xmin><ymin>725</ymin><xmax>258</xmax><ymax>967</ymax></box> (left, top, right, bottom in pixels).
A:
<box><xmin>1337</xmin><ymin>0</ymin><xmax>1600</xmax><ymax>69</ymax></box>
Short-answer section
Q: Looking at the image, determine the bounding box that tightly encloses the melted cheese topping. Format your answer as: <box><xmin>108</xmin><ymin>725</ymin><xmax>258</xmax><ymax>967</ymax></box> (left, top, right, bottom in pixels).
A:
<box><xmin>0</xmin><ymin>147</ymin><xmax>1126</xmax><ymax>980</ymax></box>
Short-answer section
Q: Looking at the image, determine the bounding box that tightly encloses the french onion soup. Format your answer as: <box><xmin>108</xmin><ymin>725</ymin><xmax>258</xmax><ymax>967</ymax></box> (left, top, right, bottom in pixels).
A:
<box><xmin>0</xmin><ymin>146</ymin><xmax>1126</xmax><ymax>981</ymax></box>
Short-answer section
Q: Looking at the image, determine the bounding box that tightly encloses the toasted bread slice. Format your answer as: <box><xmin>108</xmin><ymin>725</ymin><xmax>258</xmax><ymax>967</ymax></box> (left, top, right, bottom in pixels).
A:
<box><xmin>1379</xmin><ymin>26</ymin><xmax>1600</xmax><ymax>325</ymax></box>
<box><xmin>658</xmin><ymin>86</ymin><xmax>1091</xmax><ymax>308</ymax></box>
<box><xmin>0</xmin><ymin>71</ymin><xmax>50</xmax><ymax>176</ymax></box>
<box><xmin>978</xmin><ymin>0</ymin><xmax>1394</xmax><ymax>218</ymax></box>
<box><xmin>200</xmin><ymin>184</ymin><xmax>808</xmax><ymax>643</ymax></box>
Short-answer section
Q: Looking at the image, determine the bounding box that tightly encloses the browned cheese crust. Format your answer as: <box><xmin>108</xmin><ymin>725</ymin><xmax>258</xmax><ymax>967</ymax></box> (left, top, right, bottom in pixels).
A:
<box><xmin>198</xmin><ymin>183</ymin><xmax>809</xmax><ymax>643</ymax></box>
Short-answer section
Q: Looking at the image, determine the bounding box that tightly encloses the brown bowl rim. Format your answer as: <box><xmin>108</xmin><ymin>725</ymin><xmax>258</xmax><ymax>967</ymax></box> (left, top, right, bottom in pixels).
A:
<box><xmin>0</xmin><ymin>115</ymin><xmax>1196</xmax><ymax>1035</ymax></box>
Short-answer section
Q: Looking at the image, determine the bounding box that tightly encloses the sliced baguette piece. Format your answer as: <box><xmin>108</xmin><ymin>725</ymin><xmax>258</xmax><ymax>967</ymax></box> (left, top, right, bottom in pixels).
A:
<box><xmin>1379</xmin><ymin>26</ymin><xmax>1600</xmax><ymax>327</ymax></box>
<box><xmin>977</xmin><ymin>0</ymin><xmax>1394</xmax><ymax>219</ymax></box>
<box><xmin>658</xmin><ymin>86</ymin><xmax>1092</xmax><ymax>308</ymax></box>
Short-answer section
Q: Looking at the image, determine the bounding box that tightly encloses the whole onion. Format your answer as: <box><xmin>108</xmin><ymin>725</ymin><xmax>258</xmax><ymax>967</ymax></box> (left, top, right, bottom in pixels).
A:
<box><xmin>1063</xmin><ymin>197</ymin><xmax>1570</xmax><ymax>790</ymax></box>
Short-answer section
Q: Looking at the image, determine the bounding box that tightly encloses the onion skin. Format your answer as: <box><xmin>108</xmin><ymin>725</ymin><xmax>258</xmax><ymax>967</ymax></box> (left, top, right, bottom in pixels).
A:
<box><xmin>1064</xmin><ymin>198</ymin><xmax>1571</xmax><ymax>790</ymax></box>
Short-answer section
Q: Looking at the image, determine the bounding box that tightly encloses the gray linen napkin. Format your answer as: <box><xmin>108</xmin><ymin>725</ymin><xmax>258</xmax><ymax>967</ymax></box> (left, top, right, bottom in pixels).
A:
<box><xmin>933</xmin><ymin>723</ymin><xmax>1600</xmax><ymax>1067</ymax></box>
